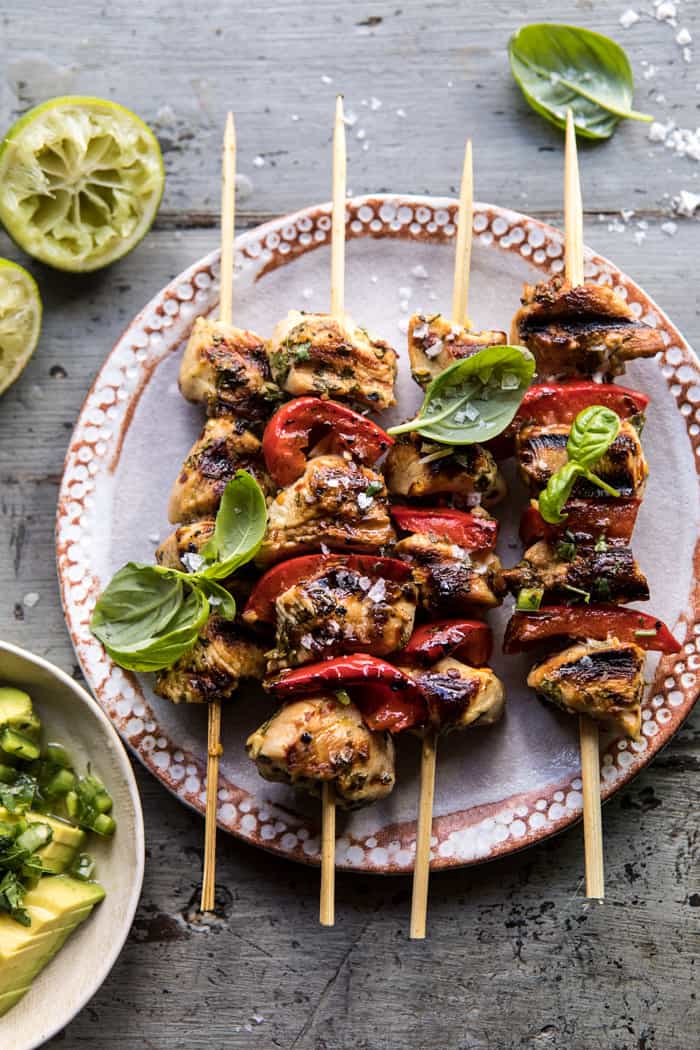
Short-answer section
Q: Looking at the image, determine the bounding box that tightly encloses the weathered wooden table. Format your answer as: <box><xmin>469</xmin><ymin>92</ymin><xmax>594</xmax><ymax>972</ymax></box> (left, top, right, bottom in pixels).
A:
<box><xmin>1</xmin><ymin>2</ymin><xmax>698</xmax><ymax>1047</ymax></box>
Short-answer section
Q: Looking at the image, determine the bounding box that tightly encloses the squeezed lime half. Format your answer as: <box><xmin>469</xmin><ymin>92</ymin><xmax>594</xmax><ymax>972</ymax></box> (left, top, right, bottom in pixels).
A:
<box><xmin>0</xmin><ymin>97</ymin><xmax>165</xmax><ymax>272</ymax></box>
<box><xmin>0</xmin><ymin>259</ymin><xmax>42</xmax><ymax>395</ymax></box>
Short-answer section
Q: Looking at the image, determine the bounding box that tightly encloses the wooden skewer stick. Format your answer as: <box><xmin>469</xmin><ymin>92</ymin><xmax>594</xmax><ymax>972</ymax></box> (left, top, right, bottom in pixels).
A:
<box><xmin>319</xmin><ymin>96</ymin><xmax>347</xmax><ymax>928</ymax></box>
<box><xmin>201</xmin><ymin>111</ymin><xmax>236</xmax><ymax>914</ymax></box>
<box><xmin>451</xmin><ymin>138</ymin><xmax>473</xmax><ymax>328</ymax></box>
<box><xmin>409</xmin><ymin>138</ymin><xmax>475</xmax><ymax>940</ymax></box>
<box><xmin>564</xmin><ymin>107</ymin><xmax>605</xmax><ymax>900</ymax></box>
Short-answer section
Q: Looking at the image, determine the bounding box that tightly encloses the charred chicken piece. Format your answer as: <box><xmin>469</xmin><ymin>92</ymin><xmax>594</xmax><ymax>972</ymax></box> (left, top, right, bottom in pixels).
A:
<box><xmin>268</xmin><ymin>564</ymin><xmax>417</xmax><ymax>671</ymax></box>
<box><xmin>246</xmin><ymin>695</ymin><xmax>396</xmax><ymax>808</ymax></box>
<box><xmin>502</xmin><ymin>540</ymin><xmax>649</xmax><ymax>605</ymax></box>
<box><xmin>155</xmin><ymin>618</ymin><xmax>266</xmax><ymax>704</ymax></box>
<box><xmin>527</xmin><ymin>639</ymin><xmax>646</xmax><ymax>739</ymax></box>
<box><xmin>168</xmin><ymin>418</ymin><xmax>271</xmax><ymax>524</ymax></box>
<box><xmin>516</xmin><ymin>420</ymin><xmax>648</xmax><ymax>499</ymax></box>
<box><xmin>407</xmin><ymin>313</ymin><xmax>507</xmax><ymax>387</ymax></box>
<box><xmin>384</xmin><ymin>432</ymin><xmax>506</xmax><ymax>508</ymax></box>
<box><xmin>511</xmin><ymin>276</ymin><xmax>665</xmax><ymax>381</ymax></box>
<box><xmin>410</xmin><ymin>657</ymin><xmax>505</xmax><ymax>732</ymax></box>
<box><xmin>257</xmin><ymin>454</ymin><xmax>395</xmax><ymax>566</ymax></box>
<box><xmin>179</xmin><ymin>316</ymin><xmax>279</xmax><ymax>424</ymax></box>
<box><xmin>395</xmin><ymin>533</ymin><xmax>505</xmax><ymax>615</ymax></box>
<box><xmin>268</xmin><ymin>310</ymin><xmax>397</xmax><ymax>410</ymax></box>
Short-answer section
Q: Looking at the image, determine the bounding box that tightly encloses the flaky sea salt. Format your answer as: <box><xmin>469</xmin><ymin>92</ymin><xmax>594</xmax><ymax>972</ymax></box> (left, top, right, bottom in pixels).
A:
<box><xmin>23</xmin><ymin>593</ymin><xmax>39</xmax><ymax>608</ymax></box>
<box><xmin>253</xmin><ymin>155</ymin><xmax>265</xmax><ymax>168</ymax></box>
<box><xmin>619</xmin><ymin>9</ymin><xmax>639</xmax><ymax>28</ymax></box>
<box><xmin>411</xmin><ymin>264</ymin><xmax>429</xmax><ymax>279</ymax></box>
<box><xmin>369</xmin><ymin>96</ymin><xmax>382</xmax><ymax>111</ymax></box>
<box><xmin>677</xmin><ymin>190</ymin><xmax>700</xmax><ymax>215</ymax></box>
<box><xmin>655</xmin><ymin>1</ymin><xmax>677</xmax><ymax>23</ymax></box>
<box><xmin>661</xmin><ymin>221</ymin><xmax>678</xmax><ymax>235</ymax></box>
<box><xmin>677</xmin><ymin>27</ymin><xmax>692</xmax><ymax>45</ymax></box>
<box><xmin>396</xmin><ymin>108</ymin><xmax>407</xmax><ymax>118</ymax></box>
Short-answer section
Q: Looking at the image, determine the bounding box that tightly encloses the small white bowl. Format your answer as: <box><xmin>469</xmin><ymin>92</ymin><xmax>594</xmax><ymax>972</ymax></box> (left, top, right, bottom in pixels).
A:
<box><xmin>0</xmin><ymin>640</ymin><xmax>145</xmax><ymax>1050</ymax></box>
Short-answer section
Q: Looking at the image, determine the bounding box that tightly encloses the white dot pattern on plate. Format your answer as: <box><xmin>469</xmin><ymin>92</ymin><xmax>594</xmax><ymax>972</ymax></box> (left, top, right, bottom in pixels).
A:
<box><xmin>56</xmin><ymin>196</ymin><xmax>699</xmax><ymax>873</ymax></box>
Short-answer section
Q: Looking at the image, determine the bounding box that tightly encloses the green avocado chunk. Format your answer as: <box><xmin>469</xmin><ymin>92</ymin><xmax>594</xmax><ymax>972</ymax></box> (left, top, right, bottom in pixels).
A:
<box><xmin>0</xmin><ymin>687</ymin><xmax>41</xmax><ymax>738</ymax></box>
<box><xmin>0</xmin><ymin>808</ymin><xmax>86</xmax><ymax>874</ymax></box>
<box><xmin>0</xmin><ymin>875</ymin><xmax>105</xmax><ymax>1013</ymax></box>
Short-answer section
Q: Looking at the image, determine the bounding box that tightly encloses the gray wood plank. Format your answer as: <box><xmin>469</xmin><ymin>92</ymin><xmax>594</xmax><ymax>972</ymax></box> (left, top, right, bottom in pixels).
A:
<box><xmin>0</xmin><ymin>1</ymin><xmax>697</xmax><ymax>1046</ymax></box>
<box><xmin>0</xmin><ymin>1</ymin><xmax>697</xmax><ymax>218</ymax></box>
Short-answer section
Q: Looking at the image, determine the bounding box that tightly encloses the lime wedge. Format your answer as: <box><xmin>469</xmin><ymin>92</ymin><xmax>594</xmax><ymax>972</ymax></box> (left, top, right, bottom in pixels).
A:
<box><xmin>0</xmin><ymin>259</ymin><xmax>42</xmax><ymax>395</ymax></box>
<box><xmin>0</xmin><ymin>97</ymin><xmax>164</xmax><ymax>272</ymax></box>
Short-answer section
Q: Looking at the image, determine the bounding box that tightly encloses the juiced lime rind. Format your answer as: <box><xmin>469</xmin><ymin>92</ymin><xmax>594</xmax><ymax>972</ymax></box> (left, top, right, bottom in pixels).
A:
<box><xmin>0</xmin><ymin>258</ymin><xmax>42</xmax><ymax>395</ymax></box>
<box><xmin>0</xmin><ymin>96</ymin><xmax>165</xmax><ymax>273</ymax></box>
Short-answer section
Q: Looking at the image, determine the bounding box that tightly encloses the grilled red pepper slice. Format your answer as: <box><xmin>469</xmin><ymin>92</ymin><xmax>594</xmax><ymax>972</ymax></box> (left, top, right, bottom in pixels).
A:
<box><xmin>400</xmin><ymin>620</ymin><xmax>493</xmax><ymax>668</ymax></box>
<box><xmin>520</xmin><ymin>498</ymin><xmax>641</xmax><ymax>547</ymax></box>
<box><xmin>262</xmin><ymin>396</ymin><xmax>393</xmax><ymax>487</ymax></box>
<box><xmin>489</xmin><ymin>382</ymin><xmax>649</xmax><ymax>459</ymax></box>
<box><xmin>243</xmin><ymin>554</ymin><xmax>411</xmax><ymax>625</ymax></box>
<box><xmin>266</xmin><ymin>654</ymin><xmax>428</xmax><ymax>732</ymax></box>
<box><xmin>391</xmin><ymin>507</ymin><xmax>498</xmax><ymax>550</ymax></box>
<box><xmin>503</xmin><ymin>605</ymin><xmax>681</xmax><ymax>655</ymax></box>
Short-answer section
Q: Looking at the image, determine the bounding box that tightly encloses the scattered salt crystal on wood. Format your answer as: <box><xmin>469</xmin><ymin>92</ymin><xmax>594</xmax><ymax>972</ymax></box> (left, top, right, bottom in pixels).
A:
<box><xmin>23</xmin><ymin>593</ymin><xmax>39</xmax><ymax>608</ymax></box>
<box><xmin>677</xmin><ymin>27</ymin><xmax>692</xmax><ymax>45</ymax></box>
<box><xmin>619</xmin><ymin>9</ymin><xmax>640</xmax><ymax>28</ymax></box>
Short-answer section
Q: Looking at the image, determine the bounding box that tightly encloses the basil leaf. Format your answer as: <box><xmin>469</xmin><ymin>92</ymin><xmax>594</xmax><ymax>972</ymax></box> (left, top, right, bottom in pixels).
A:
<box><xmin>91</xmin><ymin>566</ymin><xmax>209</xmax><ymax>671</ymax></box>
<box><xmin>509</xmin><ymin>24</ymin><xmax>652</xmax><ymax>141</ymax></box>
<box><xmin>566</xmin><ymin>405</ymin><xmax>620</xmax><ymax>467</ymax></box>
<box><xmin>388</xmin><ymin>345</ymin><xmax>535</xmax><ymax>445</ymax></box>
<box><xmin>194</xmin><ymin>578</ymin><xmax>237</xmax><ymax>620</ymax></box>
<box><xmin>538</xmin><ymin>461</ymin><xmax>584</xmax><ymax>524</ymax></box>
<box><xmin>199</xmin><ymin>471</ymin><xmax>267</xmax><ymax>579</ymax></box>
<box><xmin>90</xmin><ymin>564</ymin><xmax>184</xmax><ymax>649</ymax></box>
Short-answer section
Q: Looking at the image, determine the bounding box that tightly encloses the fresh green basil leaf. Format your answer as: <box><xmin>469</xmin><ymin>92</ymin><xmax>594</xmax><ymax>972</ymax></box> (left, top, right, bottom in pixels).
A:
<box><xmin>194</xmin><ymin>578</ymin><xmax>237</xmax><ymax>620</ymax></box>
<box><xmin>199</xmin><ymin>471</ymin><xmax>267</xmax><ymax>579</ymax></box>
<box><xmin>91</xmin><ymin>566</ymin><xmax>210</xmax><ymax>671</ymax></box>
<box><xmin>388</xmin><ymin>345</ymin><xmax>535</xmax><ymax>445</ymax></box>
<box><xmin>90</xmin><ymin>563</ymin><xmax>184</xmax><ymax>648</ymax></box>
<box><xmin>509</xmin><ymin>23</ymin><xmax>652</xmax><ymax>141</ymax></box>
<box><xmin>566</xmin><ymin>405</ymin><xmax>621</xmax><ymax>467</ymax></box>
<box><xmin>538</xmin><ymin>460</ymin><xmax>584</xmax><ymax>524</ymax></box>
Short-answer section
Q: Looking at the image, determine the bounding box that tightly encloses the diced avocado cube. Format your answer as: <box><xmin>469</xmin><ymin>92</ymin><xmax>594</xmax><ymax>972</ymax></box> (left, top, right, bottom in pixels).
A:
<box><xmin>0</xmin><ymin>728</ymin><xmax>40</xmax><ymax>762</ymax></box>
<box><xmin>0</xmin><ymin>687</ymin><xmax>41</xmax><ymax>738</ymax></box>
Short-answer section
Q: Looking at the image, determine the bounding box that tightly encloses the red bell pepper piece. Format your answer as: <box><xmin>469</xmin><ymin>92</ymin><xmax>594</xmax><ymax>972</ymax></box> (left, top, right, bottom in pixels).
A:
<box><xmin>488</xmin><ymin>382</ymin><xmax>649</xmax><ymax>459</ymax></box>
<box><xmin>400</xmin><ymin>620</ymin><xmax>493</xmax><ymax>668</ymax></box>
<box><xmin>520</xmin><ymin>498</ymin><xmax>641</xmax><ymax>547</ymax></box>
<box><xmin>503</xmin><ymin>605</ymin><xmax>681</xmax><ymax>655</ymax></box>
<box><xmin>262</xmin><ymin>396</ymin><xmax>393</xmax><ymax>487</ymax></box>
<box><xmin>391</xmin><ymin>507</ymin><xmax>498</xmax><ymax>550</ymax></box>
<box><xmin>243</xmin><ymin>553</ymin><xmax>411</xmax><ymax>624</ymax></box>
<box><xmin>266</xmin><ymin>654</ymin><xmax>428</xmax><ymax>733</ymax></box>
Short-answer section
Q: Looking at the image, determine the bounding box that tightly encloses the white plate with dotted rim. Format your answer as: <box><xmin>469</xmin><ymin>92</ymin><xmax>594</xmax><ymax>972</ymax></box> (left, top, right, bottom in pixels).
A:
<box><xmin>56</xmin><ymin>195</ymin><xmax>699</xmax><ymax>873</ymax></box>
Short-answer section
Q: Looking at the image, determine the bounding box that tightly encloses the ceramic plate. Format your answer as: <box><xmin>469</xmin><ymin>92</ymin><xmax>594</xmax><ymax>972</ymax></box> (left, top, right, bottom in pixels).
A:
<box><xmin>0</xmin><ymin>640</ymin><xmax>145</xmax><ymax>1050</ymax></box>
<box><xmin>57</xmin><ymin>196</ymin><xmax>699</xmax><ymax>873</ymax></box>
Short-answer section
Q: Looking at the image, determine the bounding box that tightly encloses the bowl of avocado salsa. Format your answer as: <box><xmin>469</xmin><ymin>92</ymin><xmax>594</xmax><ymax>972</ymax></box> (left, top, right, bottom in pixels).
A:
<box><xmin>0</xmin><ymin>641</ymin><xmax>144</xmax><ymax>1050</ymax></box>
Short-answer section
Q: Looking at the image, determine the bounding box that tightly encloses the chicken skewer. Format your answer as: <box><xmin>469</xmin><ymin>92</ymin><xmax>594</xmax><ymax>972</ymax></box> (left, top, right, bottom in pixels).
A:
<box><xmin>321</xmin><ymin>94</ymin><xmax>346</xmax><ymax>928</ymax></box>
<box><xmin>409</xmin><ymin>139</ymin><xmax>492</xmax><ymax>940</ymax></box>
<box><xmin>563</xmin><ymin>109</ymin><xmax>605</xmax><ymax>900</ymax></box>
<box><xmin>200</xmin><ymin>112</ymin><xmax>237</xmax><ymax>913</ymax></box>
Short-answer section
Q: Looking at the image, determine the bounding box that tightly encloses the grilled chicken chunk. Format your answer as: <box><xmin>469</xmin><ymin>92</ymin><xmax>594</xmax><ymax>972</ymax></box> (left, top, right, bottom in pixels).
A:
<box><xmin>267</xmin><ymin>563</ymin><xmax>417</xmax><ymax>671</ymax></box>
<box><xmin>410</xmin><ymin>657</ymin><xmax>505</xmax><ymax>732</ymax></box>
<box><xmin>246</xmin><ymin>695</ymin><xmax>396</xmax><ymax>808</ymax></box>
<box><xmin>268</xmin><ymin>310</ymin><xmax>397</xmax><ymax>410</ymax></box>
<box><xmin>502</xmin><ymin>540</ymin><xmax>649</xmax><ymax>604</ymax></box>
<box><xmin>155</xmin><ymin>618</ymin><xmax>266</xmax><ymax>704</ymax></box>
<box><xmin>527</xmin><ymin>639</ymin><xmax>645</xmax><ymax>738</ymax></box>
<box><xmin>257</xmin><ymin>454</ymin><xmax>395</xmax><ymax>566</ymax></box>
<box><xmin>511</xmin><ymin>276</ymin><xmax>665</xmax><ymax>380</ymax></box>
<box><xmin>407</xmin><ymin>313</ymin><xmax>507</xmax><ymax>387</ymax></box>
<box><xmin>394</xmin><ymin>533</ymin><xmax>505</xmax><ymax>614</ymax></box>
<box><xmin>179</xmin><ymin>316</ymin><xmax>279</xmax><ymax>424</ymax></box>
<box><xmin>516</xmin><ymin>420</ymin><xmax>648</xmax><ymax>499</ymax></box>
<box><xmin>384</xmin><ymin>433</ymin><xmax>506</xmax><ymax>507</ymax></box>
<box><xmin>168</xmin><ymin>418</ymin><xmax>270</xmax><ymax>524</ymax></box>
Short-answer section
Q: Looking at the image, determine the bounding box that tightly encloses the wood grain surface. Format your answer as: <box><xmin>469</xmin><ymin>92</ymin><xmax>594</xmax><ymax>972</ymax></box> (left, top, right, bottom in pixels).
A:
<box><xmin>0</xmin><ymin>2</ymin><xmax>698</xmax><ymax>1047</ymax></box>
